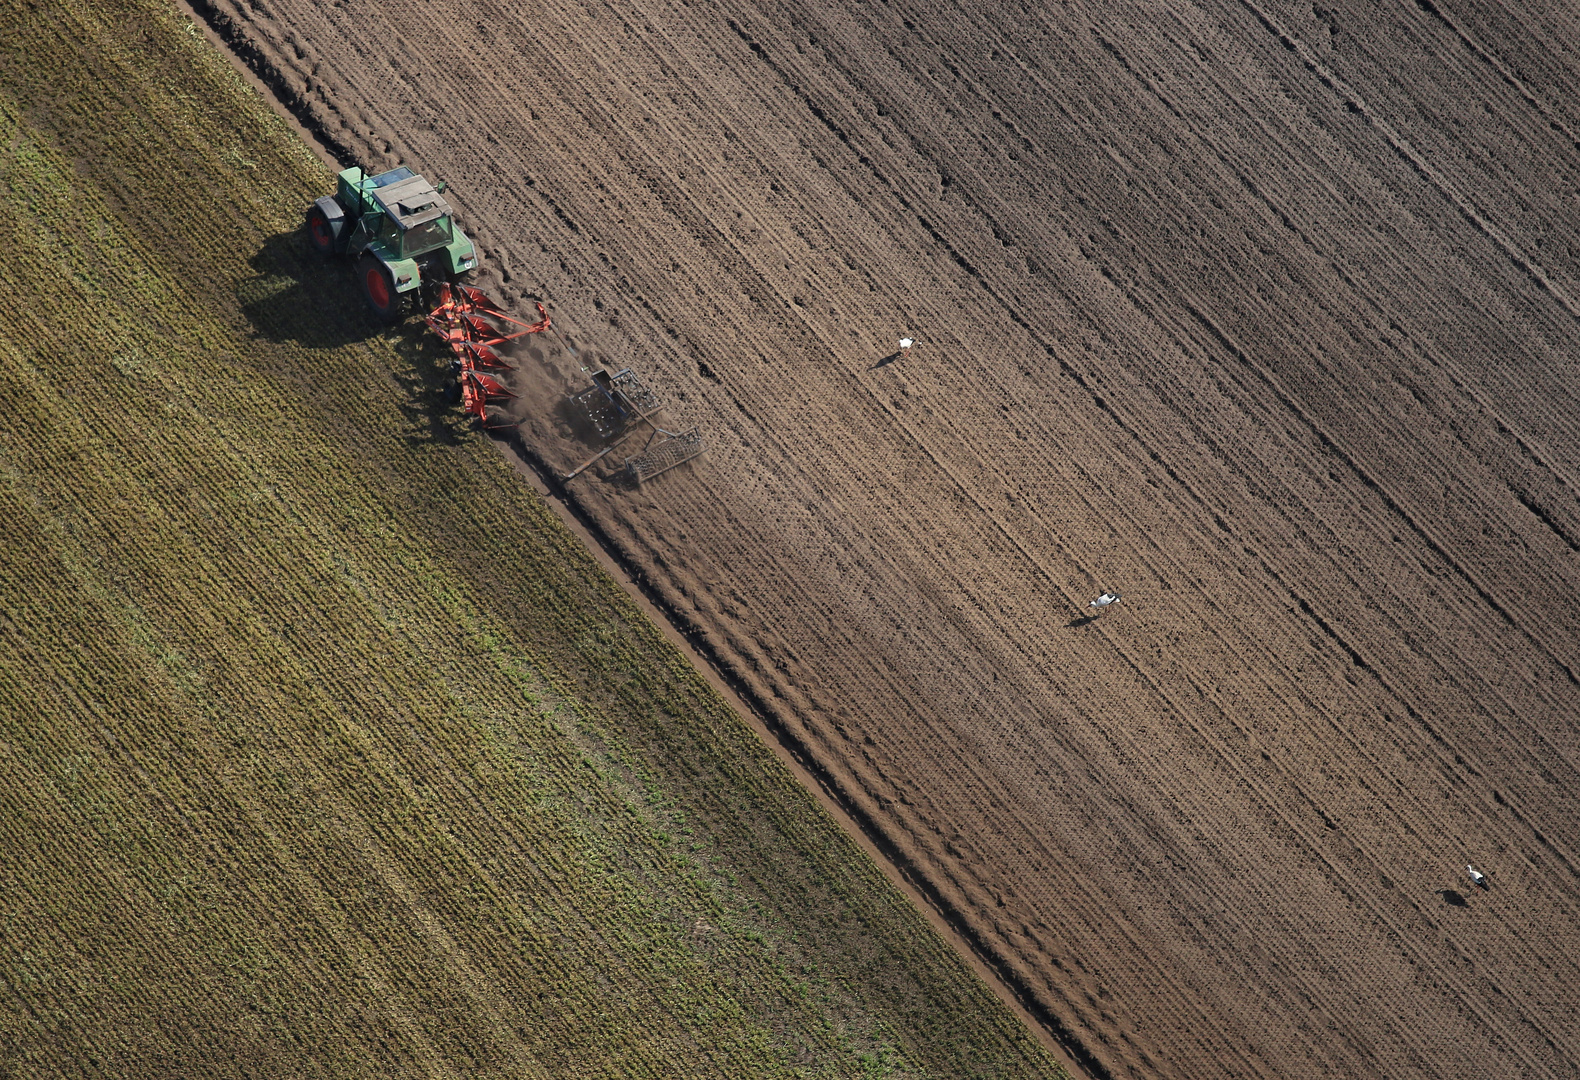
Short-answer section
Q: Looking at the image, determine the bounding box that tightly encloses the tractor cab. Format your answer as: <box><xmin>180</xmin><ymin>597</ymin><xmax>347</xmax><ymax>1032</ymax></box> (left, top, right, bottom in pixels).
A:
<box><xmin>369</xmin><ymin>171</ymin><xmax>456</xmax><ymax>258</ymax></box>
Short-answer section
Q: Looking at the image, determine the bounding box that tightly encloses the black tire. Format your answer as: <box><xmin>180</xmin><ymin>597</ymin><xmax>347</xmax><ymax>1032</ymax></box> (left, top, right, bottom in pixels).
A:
<box><xmin>305</xmin><ymin>206</ymin><xmax>337</xmax><ymax>257</ymax></box>
<box><xmin>359</xmin><ymin>256</ymin><xmax>401</xmax><ymax>323</ymax></box>
<box><xmin>445</xmin><ymin>378</ymin><xmax>463</xmax><ymax>404</ymax></box>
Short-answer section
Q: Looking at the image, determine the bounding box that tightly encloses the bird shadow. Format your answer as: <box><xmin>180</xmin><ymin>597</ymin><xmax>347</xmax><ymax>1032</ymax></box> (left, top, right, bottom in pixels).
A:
<box><xmin>870</xmin><ymin>351</ymin><xmax>903</xmax><ymax>370</ymax></box>
<box><xmin>1437</xmin><ymin>889</ymin><xmax>1470</xmax><ymax>908</ymax></box>
<box><xmin>1066</xmin><ymin>615</ymin><xmax>1099</xmax><ymax>629</ymax></box>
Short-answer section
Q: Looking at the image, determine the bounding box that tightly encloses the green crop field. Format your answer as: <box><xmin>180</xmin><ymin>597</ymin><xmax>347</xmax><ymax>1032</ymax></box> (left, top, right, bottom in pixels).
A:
<box><xmin>0</xmin><ymin>3</ymin><xmax>1067</xmax><ymax>1077</ymax></box>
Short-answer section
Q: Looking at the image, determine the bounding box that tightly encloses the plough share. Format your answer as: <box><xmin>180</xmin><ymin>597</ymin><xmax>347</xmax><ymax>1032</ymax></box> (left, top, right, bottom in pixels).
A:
<box><xmin>425</xmin><ymin>282</ymin><xmax>550</xmax><ymax>427</ymax></box>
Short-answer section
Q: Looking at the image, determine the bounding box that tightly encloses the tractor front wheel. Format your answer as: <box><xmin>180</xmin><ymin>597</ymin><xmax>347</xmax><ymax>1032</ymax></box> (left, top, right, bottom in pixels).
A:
<box><xmin>306</xmin><ymin>206</ymin><xmax>337</xmax><ymax>257</ymax></box>
<box><xmin>359</xmin><ymin>257</ymin><xmax>401</xmax><ymax>323</ymax></box>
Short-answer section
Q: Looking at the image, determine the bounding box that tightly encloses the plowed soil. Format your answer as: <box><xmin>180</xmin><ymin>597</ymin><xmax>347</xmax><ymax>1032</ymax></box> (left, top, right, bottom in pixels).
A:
<box><xmin>195</xmin><ymin>0</ymin><xmax>1580</xmax><ymax>1076</ymax></box>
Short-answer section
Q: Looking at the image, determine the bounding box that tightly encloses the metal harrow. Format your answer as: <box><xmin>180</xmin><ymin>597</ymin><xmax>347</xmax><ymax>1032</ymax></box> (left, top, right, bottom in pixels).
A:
<box><xmin>625</xmin><ymin>426</ymin><xmax>706</xmax><ymax>486</ymax></box>
<box><xmin>569</xmin><ymin>367</ymin><xmax>660</xmax><ymax>439</ymax></box>
<box><xmin>562</xmin><ymin>366</ymin><xmax>706</xmax><ymax>484</ymax></box>
<box><xmin>426</xmin><ymin>282</ymin><xmax>550</xmax><ymax>426</ymax></box>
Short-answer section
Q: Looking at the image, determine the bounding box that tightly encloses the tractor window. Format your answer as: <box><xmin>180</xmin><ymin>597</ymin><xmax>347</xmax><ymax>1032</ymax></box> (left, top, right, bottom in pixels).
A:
<box><xmin>370</xmin><ymin>166</ymin><xmax>416</xmax><ymax>188</ymax></box>
<box><xmin>377</xmin><ymin>214</ymin><xmax>401</xmax><ymax>247</ymax></box>
<box><xmin>402</xmin><ymin>217</ymin><xmax>454</xmax><ymax>256</ymax></box>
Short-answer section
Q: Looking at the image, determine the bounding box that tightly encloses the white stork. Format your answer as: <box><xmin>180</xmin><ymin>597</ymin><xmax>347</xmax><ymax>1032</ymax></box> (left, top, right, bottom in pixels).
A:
<box><xmin>1089</xmin><ymin>592</ymin><xmax>1122</xmax><ymax>611</ymax></box>
<box><xmin>1466</xmin><ymin>864</ymin><xmax>1489</xmax><ymax>890</ymax></box>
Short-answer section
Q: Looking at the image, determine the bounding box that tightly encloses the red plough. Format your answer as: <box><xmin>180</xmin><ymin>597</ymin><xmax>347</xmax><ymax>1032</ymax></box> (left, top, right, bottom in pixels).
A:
<box><xmin>458</xmin><ymin>369</ymin><xmax>515</xmax><ymax>424</ymax></box>
<box><xmin>426</xmin><ymin>282</ymin><xmax>550</xmax><ymax>426</ymax></box>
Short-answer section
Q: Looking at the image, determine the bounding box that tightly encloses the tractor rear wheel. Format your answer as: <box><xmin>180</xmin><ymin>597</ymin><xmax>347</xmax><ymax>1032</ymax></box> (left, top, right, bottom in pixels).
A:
<box><xmin>306</xmin><ymin>206</ymin><xmax>336</xmax><ymax>257</ymax></box>
<box><xmin>359</xmin><ymin>256</ymin><xmax>401</xmax><ymax>323</ymax></box>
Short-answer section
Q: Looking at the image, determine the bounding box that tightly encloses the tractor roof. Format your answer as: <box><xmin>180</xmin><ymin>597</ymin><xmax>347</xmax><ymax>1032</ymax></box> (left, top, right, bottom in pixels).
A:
<box><xmin>370</xmin><ymin>172</ymin><xmax>453</xmax><ymax>230</ymax></box>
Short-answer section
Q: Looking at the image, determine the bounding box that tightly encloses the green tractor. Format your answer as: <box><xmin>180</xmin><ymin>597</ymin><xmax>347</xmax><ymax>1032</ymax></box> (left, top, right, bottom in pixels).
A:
<box><xmin>305</xmin><ymin>165</ymin><xmax>478</xmax><ymax>321</ymax></box>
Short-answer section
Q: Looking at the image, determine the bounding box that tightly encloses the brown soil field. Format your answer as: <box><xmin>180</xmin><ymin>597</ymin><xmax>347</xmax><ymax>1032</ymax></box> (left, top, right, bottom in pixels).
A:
<box><xmin>195</xmin><ymin>0</ymin><xmax>1580</xmax><ymax>1076</ymax></box>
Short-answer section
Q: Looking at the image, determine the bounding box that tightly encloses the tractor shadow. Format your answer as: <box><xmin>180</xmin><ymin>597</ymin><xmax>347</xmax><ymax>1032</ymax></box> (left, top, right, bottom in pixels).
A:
<box><xmin>236</xmin><ymin>231</ymin><xmax>387</xmax><ymax>348</ymax></box>
<box><xmin>388</xmin><ymin>333</ymin><xmax>476</xmax><ymax>448</ymax></box>
<box><xmin>239</xmin><ymin>230</ymin><xmax>476</xmax><ymax>446</ymax></box>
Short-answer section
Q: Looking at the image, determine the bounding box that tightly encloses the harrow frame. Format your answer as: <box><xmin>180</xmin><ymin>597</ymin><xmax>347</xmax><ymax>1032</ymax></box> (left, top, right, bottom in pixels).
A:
<box><xmin>561</xmin><ymin>366</ymin><xmax>706</xmax><ymax>484</ymax></box>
